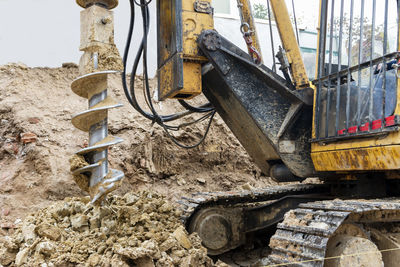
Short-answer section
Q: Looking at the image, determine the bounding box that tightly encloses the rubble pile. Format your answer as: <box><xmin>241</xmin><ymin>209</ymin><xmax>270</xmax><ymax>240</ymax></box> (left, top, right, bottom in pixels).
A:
<box><xmin>0</xmin><ymin>191</ymin><xmax>225</xmax><ymax>267</ymax></box>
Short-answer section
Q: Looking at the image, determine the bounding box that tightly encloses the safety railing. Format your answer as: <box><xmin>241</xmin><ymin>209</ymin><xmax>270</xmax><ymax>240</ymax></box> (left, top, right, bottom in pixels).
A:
<box><xmin>313</xmin><ymin>0</ymin><xmax>400</xmax><ymax>142</ymax></box>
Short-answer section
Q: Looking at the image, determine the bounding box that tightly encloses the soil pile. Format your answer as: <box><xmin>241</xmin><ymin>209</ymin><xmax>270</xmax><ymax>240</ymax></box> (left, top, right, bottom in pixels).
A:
<box><xmin>0</xmin><ymin>191</ymin><xmax>228</xmax><ymax>266</ymax></box>
<box><xmin>0</xmin><ymin>63</ymin><xmax>275</xmax><ymax>235</ymax></box>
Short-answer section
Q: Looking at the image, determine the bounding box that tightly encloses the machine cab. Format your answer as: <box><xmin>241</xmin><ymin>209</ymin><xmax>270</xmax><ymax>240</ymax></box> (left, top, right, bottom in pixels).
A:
<box><xmin>310</xmin><ymin>0</ymin><xmax>400</xmax><ymax>172</ymax></box>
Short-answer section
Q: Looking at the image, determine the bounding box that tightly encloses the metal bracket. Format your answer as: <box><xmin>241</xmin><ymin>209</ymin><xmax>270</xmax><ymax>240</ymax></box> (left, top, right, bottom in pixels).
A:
<box><xmin>202</xmin><ymin>30</ymin><xmax>221</xmax><ymax>51</ymax></box>
<box><xmin>277</xmin><ymin>102</ymin><xmax>303</xmax><ymax>139</ymax></box>
<box><xmin>194</xmin><ymin>1</ymin><xmax>213</xmax><ymax>14</ymax></box>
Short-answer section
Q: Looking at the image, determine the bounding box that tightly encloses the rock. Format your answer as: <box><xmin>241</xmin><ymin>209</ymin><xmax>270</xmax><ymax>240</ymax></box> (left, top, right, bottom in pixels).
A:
<box><xmin>87</xmin><ymin>253</ymin><xmax>101</xmax><ymax>266</ymax></box>
<box><xmin>159</xmin><ymin>237</ymin><xmax>178</xmax><ymax>252</ymax></box>
<box><xmin>0</xmin><ymin>222</ymin><xmax>16</xmax><ymax>229</ymax></box>
<box><xmin>215</xmin><ymin>260</ymin><xmax>231</xmax><ymax>267</ymax></box>
<box><xmin>52</xmin><ymin>203</ymin><xmax>71</xmax><ymax>220</ymax></box>
<box><xmin>36</xmin><ymin>241</ymin><xmax>55</xmax><ymax>256</ymax></box>
<box><xmin>110</xmin><ymin>254</ymin><xmax>130</xmax><ymax>267</ymax></box>
<box><xmin>89</xmin><ymin>215</ymin><xmax>100</xmax><ymax>230</ymax></box>
<box><xmin>1</xmin><ymin>208</ymin><xmax>10</xmax><ymax>217</ymax></box>
<box><xmin>97</xmin><ymin>244</ymin><xmax>107</xmax><ymax>254</ymax></box>
<box><xmin>35</xmin><ymin>223</ymin><xmax>61</xmax><ymax>241</ymax></box>
<box><xmin>0</xmin><ymin>247</ymin><xmax>16</xmax><ymax>266</ymax></box>
<box><xmin>2</xmin><ymin>143</ymin><xmax>18</xmax><ymax>155</ymax></box>
<box><xmin>28</xmin><ymin>117</ymin><xmax>40</xmax><ymax>124</ymax></box>
<box><xmin>172</xmin><ymin>249</ymin><xmax>185</xmax><ymax>258</ymax></box>
<box><xmin>116</xmin><ymin>240</ymin><xmax>158</xmax><ymax>260</ymax></box>
<box><xmin>172</xmin><ymin>226</ymin><xmax>192</xmax><ymax>250</ymax></box>
<box><xmin>177</xmin><ymin>178</ymin><xmax>186</xmax><ymax>186</ymax></box>
<box><xmin>196</xmin><ymin>178</ymin><xmax>206</xmax><ymax>184</ymax></box>
<box><xmin>123</xmin><ymin>192</ymin><xmax>138</xmax><ymax>205</ymax></box>
<box><xmin>62</xmin><ymin>62</ymin><xmax>78</xmax><ymax>68</ymax></box>
<box><xmin>20</xmin><ymin>132</ymin><xmax>37</xmax><ymax>144</ymax></box>
<box><xmin>2</xmin><ymin>193</ymin><xmax>216</xmax><ymax>266</ymax></box>
<box><xmin>21</xmin><ymin>223</ymin><xmax>36</xmax><ymax>244</ymax></box>
<box><xmin>15</xmin><ymin>247</ymin><xmax>29</xmax><ymax>266</ymax></box>
<box><xmin>71</xmin><ymin>214</ymin><xmax>89</xmax><ymax>231</ymax></box>
<box><xmin>241</xmin><ymin>183</ymin><xmax>253</xmax><ymax>191</ymax></box>
<box><xmin>9</xmin><ymin>62</ymin><xmax>28</xmax><ymax>70</ymax></box>
<box><xmin>1</xmin><ymin>236</ymin><xmax>18</xmax><ymax>251</ymax></box>
<box><xmin>135</xmin><ymin>257</ymin><xmax>155</xmax><ymax>267</ymax></box>
<box><xmin>181</xmin><ymin>255</ymin><xmax>194</xmax><ymax>267</ymax></box>
<box><xmin>101</xmin><ymin>218</ymin><xmax>117</xmax><ymax>235</ymax></box>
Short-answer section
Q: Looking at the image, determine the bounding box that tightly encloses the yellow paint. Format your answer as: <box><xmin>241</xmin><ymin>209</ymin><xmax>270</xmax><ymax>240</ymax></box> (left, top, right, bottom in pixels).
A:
<box><xmin>312</xmin><ymin>145</ymin><xmax>400</xmax><ymax>171</ymax></box>
<box><xmin>236</xmin><ymin>0</ymin><xmax>263</xmax><ymax>63</ymax></box>
<box><xmin>181</xmin><ymin>62</ymin><xmax>202</xmax><ymax>99</ymax></box>
<box><xmin>269</xmin><ymin>0</ymin><xmax>309</xmax><ymax>88</ymax></box>
<box><xmin>181</xmin><ymin>10</ymin><xmax>213</xmax><ymax>61</ymax></box>
<box><xmin>159</xmin><ymin>61</ymin><xmax>202</xmax><ymax>100</ymax></box>
<box><xmin>159</xmin><ymin>0</ymin><xmax>213</xmax><ymax>100</ymax></box>
<box><xmin>311</xmin><ymin>130</ymin><xmax>400</xmax><ymax>171</ymax></box>
<box><xmin>158</xmin><ymin>55</ymin><xmax>177</xmax><ymax>100</ymax></box>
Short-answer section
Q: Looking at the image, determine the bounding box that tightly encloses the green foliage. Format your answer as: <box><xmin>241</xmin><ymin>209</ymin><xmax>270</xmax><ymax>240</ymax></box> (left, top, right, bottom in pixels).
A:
<box><xmin>253</xmin><ymin>3</ymin><xmax>269</xmax><ymax>20</ymax></box>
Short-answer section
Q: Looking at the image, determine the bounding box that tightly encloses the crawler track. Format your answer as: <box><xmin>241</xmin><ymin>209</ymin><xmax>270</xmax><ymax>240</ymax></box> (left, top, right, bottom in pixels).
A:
<box><xmin>269</xmin><ymin>199</ymin><xmax>400</xmax><ymax>266</ymax></box>
<box><xmin>178</xmin><ymin>184</ymin><xmax>329</xmax><ymax>225</ymax></box>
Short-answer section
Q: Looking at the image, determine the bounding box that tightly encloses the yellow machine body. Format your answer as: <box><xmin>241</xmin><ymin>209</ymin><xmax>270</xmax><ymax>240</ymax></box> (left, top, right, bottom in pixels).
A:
<box><xmin>156</xmin><ymin>0</ymin><xmax>400</xmax><ymax>175</ymax></box>
<box><xmin>157</xmin><ymin>0</ymin><xmax>213</xmax><ymax>100</ymax></box>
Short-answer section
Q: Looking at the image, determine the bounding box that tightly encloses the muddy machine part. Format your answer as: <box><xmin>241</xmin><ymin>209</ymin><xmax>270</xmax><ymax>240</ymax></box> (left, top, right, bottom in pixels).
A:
<box><xmin>198</xmin><ymin>30</ymin><xmax>315</xmax><ymax>180</ymax></box>
<box><xmin>71</xmin><ymin>0</ymin><xmax>124</xmax><ymax>204</ymax></box>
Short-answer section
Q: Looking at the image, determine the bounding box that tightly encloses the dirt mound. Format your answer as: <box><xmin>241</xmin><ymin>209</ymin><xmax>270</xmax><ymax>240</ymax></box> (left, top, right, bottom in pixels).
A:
<box><xmin>0</xmin><ymin>63</ymin><xmax>275</xmax><ymax>235</ymax></box>
<box><xmin>0</xmin><ymin>191</ymin><xmax>229</xmax><ymax>266</ymax></box>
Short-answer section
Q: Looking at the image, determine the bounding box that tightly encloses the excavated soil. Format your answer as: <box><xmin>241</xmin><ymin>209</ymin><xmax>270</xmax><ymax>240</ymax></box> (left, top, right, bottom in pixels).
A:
<box><xmin>0</xmin><ymin>191</ymin><xmax>229</xmax><ymax>266</ymax></box>
<box><xmin>0</xmin><ymin>63</ymin><xmax>275</xmax><ymax>265</ymax></box>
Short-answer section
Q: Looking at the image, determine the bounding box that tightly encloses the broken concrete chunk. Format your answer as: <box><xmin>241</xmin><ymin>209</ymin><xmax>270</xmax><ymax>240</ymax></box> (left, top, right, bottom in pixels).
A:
<box><xmin>159</xmin><ymin>237</ymin><xmax>178</xmax><ymax>252</ymax></box>
<box><xmin>197</xmin><ymin>178</ymin><xmax>206</xmax><ymax>184</ymax></box>
<box><xmin>20</xmin><ymin>132</ymin><xmax>37</xmax><ymax>144</ymax></box>
<box><xmin>172</xmin><ymin>226</ymin><xmax>192</xmax><ymax>250</ymax></box>
<box><xmin>15</xmin><ymin>247</ymin><xmax>29</xmax><ymax>266</ymax></box>
<box><xmin>87</xmin><ymin>253</ymin><xmax>101</xmax><ymax>266</ymax></box>
<box><xmin>35</xmin><ymin>223</ymin><xmax>61</xmax><ymax>241</ymax></box>
<box><xmin>116</xmin><ymin>240</ymin><xmax>158</xmax><ymax>260</ymax></box>
<box><xmin>36</xmin><ymin>241</ymin><xmax>55</xmax><ymax>256</ymax></box>
<box><xmin>0</xmin><ymin>247</ymin><xmax>16</xmax><ymax>266</ymax></box>
<box><xmin>71</xmin><ymin>214</ymin><xmax>89</xmax><ymax>231</ymax></box>
<box><xmin>123</xmin><ymin>192</ymin><xmax>139</xmax><ymax>205</ymax></box>
<box><xmin>21</xmin><ymin>223</ymin><xmax>36</xmax><ymax>244</ymax></box>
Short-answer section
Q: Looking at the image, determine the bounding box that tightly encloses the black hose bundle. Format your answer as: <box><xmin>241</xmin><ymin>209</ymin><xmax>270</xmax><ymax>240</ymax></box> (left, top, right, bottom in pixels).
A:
<box><xmin>121</xmin><ymin>0</ymin><xmax>215</xmax><ymax>148</ymax></box>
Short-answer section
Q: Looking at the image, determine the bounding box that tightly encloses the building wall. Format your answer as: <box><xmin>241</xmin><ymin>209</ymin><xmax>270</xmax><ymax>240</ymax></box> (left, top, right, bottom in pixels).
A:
<box><xmin>0</xmin><ymin>0</ymin><xmax>319</xmax><ymax>79</ymax></box>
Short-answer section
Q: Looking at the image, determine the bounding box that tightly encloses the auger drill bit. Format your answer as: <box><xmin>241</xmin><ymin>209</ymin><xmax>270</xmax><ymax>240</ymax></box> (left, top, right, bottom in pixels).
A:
<box><xmin>71</xmin><ymin>0</ymin><xmax>124</xmax><ymax>204</ymax></box>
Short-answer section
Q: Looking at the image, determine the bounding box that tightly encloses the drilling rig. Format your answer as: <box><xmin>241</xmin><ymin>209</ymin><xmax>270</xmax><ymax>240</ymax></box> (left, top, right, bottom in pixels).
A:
<box><xmin>71</xmin><ymin>0</ymin><xmax>400</xmax><ymax>265</ymax></box>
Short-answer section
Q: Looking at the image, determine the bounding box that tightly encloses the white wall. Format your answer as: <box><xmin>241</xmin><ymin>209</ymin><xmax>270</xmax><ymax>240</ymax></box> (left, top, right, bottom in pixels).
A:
<box><xmin>0</xmin><ymin>0</ymin><xmax>157</xmax><ymax>75</ymax></box>
<box><xmin>0</xmin><ymin>0</ymin><xmax>318</xmax><ymax>78</ymax></box>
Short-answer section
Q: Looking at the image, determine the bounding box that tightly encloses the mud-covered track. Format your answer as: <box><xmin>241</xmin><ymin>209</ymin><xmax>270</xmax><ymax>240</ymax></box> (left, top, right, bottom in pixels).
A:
<box><xmin>269</xmin><ymin>199</ymin><xmax>400</xmax><ymax>267</ymax></box>
<box><xmin>178</xmin><ymin>184</ymin><xmax>330</xmax><ymax>225</ymax></box>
